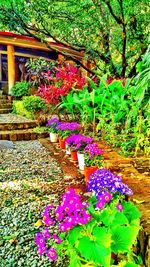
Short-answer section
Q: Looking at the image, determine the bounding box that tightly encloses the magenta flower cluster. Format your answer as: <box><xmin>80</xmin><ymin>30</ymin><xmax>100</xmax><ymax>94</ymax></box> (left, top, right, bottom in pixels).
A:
<box><xmin>35</xmin><ymin>188</ymin><xmax>91</xmax><ymax>261</ymax></box>
<box><xmin>55</xmin><ymin>188</ymin><xmax>91</xmax><ymax>231</ymax></box>
<box><xmin>56</xmin><ymin>122</ymin><xmax>80</xmax><ymax>132</ymax></box>
<box><xmin>35</xmin><ymin>229</ymin><xmax>57</xmax><ymax>260</ymax></box>
<box><xmin>66</xmin><ymin>134</ymin><xmax>94</xmax><ymax>151</ymax></box>
<box><xmin>84</xmin><ymin>143</ymin><xmax>103</xmax><ymax>159</ymax></box>
<box><xmin>88</xmin><ymin>169</ymin><xmax>133</xmax><ymax>196</ymax></box>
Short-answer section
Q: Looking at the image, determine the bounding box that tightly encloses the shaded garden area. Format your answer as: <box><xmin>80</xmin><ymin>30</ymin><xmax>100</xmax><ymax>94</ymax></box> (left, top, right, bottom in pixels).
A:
<box><xmin>0</xmin><ymin>0</ymin><xmax>150</xmax><ymax>266</ymax></box>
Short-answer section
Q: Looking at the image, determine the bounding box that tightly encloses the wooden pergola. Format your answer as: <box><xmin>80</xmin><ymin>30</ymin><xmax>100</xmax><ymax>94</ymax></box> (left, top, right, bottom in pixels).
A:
<box><xmin>0</xmin><ymin>31</ymin><xmax>84</xmax><ymax>94</ymax></box>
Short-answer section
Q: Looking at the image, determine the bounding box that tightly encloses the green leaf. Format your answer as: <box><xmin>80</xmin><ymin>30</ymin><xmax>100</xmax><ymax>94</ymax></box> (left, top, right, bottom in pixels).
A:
<box><xmin>122</xmin><ymin>201</ymin><xmax>141</xmax><ymax>224</ymax></box>
<box><xmin>92</xmin><ymin>226</ymin><xmax>111</xmax><ymax>247</ymax></box>
<box><xmin>112</xmin><ymin>211</ymin><xmax>129</xmax><ymax>226</ymax></box>
<box><xmin>111</xmin><ymin>226</ymin><xmax>139</xmax><ymax>253</ymax></box>
<box><xmin>123</xmin><ymin>263</ymin><xmax>140</xmax><ymax>267</ymax></box>
<box><xmin>67</xmin><ymin>225</ymin><xmax>82</xmax><ymax>245</ymax></box>
<box><xmin>77</xmin><ymin>236</ymin><xmax>111</xmax><ymax>266</ymax></box>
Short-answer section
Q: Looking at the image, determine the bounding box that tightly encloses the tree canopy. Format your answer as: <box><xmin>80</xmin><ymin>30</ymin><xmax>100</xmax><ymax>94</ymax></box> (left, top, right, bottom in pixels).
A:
<box><xmin>0</xmin><ymin>0</ymin><xmax>149</xmax><ymax>77</ymax></box>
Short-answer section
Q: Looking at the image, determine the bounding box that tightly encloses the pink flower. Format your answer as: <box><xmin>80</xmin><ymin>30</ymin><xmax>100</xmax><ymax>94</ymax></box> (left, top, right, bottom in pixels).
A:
<box><xmin>96</xmin><ymin>200</ymin><xmax>105</xmax><ymax>210</ymax></box>
<box><xmin>116</xmin><ymin>203</ymin><xmax>123</xmax><ymax>212</ymax></box>
<box><xmin>46</xmin><ymin>247</ymin><xmax>57</xmax><ymax>261</ymax></box>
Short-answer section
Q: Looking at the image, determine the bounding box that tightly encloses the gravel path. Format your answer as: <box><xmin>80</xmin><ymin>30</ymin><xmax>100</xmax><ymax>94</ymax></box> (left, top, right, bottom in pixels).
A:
<box><xmin>0</xmin><ymin>141</ymin><xmax>64</xmax><ymax>267</ymax></box>
<box><xmin>0</xmin><ymin>114</ymin><xmax>36</xmax><ymax>123</ymax></box>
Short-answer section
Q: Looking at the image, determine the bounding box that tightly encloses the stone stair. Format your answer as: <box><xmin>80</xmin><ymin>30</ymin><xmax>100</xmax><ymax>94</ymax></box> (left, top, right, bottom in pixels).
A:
<box><xmin>0</xmin><ymin>95</ymin><xmax>12</xmax><ymax>114</ymax></box>
<box><xmin>0</xmin><ymin>114</ymin><xmax>49</xmax><ymax>141</ymax></box>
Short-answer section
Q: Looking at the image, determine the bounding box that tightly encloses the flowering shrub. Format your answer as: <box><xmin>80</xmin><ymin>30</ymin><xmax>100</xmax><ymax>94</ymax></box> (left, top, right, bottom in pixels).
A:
<box><xmin>56</xmin><ymin>122</ymin><xmax>80</xmax><ymax>138</ymax></box>
<box><xmin>37</xmin><ymin>64</ymin><xmax>87</xmax><ymax>106</ymax></box>
<box><xmin>46</xmin><ymin>118</ymin><xmax>60</xmax><ymax>133</ymax></box>
<box><xmin>35</xmin><ymin>184</ymin><xmax>141</xmax><ymax>266</ymax></box>
<box><xmin>66</xmin><ymin>134</ymin><xmax>94</xmax><ymax>152</ymax></box>
<box><xmin>84</xmin><ymin>143</ymin><xmax>104</xmax><ymax>168</ymax></box>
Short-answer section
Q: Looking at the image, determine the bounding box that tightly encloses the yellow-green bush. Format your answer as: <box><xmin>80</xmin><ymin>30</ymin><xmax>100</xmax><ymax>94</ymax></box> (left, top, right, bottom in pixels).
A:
<box><xmin>12</xmin><ymin>100</ymin><xmax>33</xmax><ymax>119</ymax></box>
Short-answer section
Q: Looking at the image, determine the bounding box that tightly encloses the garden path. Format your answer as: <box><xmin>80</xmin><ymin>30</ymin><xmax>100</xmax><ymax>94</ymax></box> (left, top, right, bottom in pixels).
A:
<box><xmin>0</xmin><ymin>140</ymin><xmax>69</xmax><ymax>267</ymax></box>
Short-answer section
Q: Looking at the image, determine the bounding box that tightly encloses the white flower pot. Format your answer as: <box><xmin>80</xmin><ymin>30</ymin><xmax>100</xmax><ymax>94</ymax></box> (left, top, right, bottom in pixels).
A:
<box><xmin>66</xmin><ymin>143</ymin><xmax>71</xmax><ymax>155</ymax></box>
<box><xmin>77</xmin><ymin>152</ymin><xmax>85</xmax><ymax>170</ymax></box>
<box><xmin>49</xmin><ymin>132</ymin><xmax>58</xmax><ymax>143</ymax></box>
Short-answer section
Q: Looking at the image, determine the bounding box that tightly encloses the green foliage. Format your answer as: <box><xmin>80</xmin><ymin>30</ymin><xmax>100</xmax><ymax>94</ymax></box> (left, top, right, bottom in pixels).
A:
<box><xmin>22</xmin><ymin>96</ymin><xmax>46</xmax><ymax>113</ymax></box>
<box><xmin>12</xmin><ymin>100</ymin><xmax>33</xmax><ymax>119</ymax></box>
<box><xmin>0</xmin><ymin>0</ymin><xmax>149</xmax><ymax>77</ymax></box>
<box><xmin>11</xmin><ymin>81</ymin><xmax>30</xmax><ymax>98</ymax></box>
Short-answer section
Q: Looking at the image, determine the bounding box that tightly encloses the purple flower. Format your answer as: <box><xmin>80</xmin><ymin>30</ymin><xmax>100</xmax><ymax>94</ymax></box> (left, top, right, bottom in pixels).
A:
<box><xmin>46</xmin><ymin>118</ymin><xmax>59</xmax><ymax>127</ymax></box>
<box><xmin>116</xmin><ymin>203</ymin><xmax>123</xmax><ymax>212</ymax></box>
<box><xmin>88</xmin><ymin>169</ymin><xmax>133</xmax><ymax>197</ymax></box>
<box><xmin>56</xmin><ymin>122</ymin><xmax>80</xmax><ymax>131</ymax></box>
<box><xmin>84</xmin><ymin>143</ymin><xmax>103</xmax><ymax>167</ymax></box>
<box><xmin>42</xmin><ymin>228</ymin><xmax>51</xmax><ymax>238</ymax></box>
<box><xmin>43</xmin><ymin>209</ymin><xmax>55</xmax><ymax>226</ymax></box>
<box><xmin>46</xmin><ymin>118</ymin><xmax>60</xmax><ymax>133</ymax></box>
<box><xmin>53</xmin><ymin>234</ymin><xmax>62</xmax><ymax>244</ymax></box>
<box><xmin>66</xmin><ymin>134</ymin><xmax>94</xmax><ymax>151</ymax></box>
<box><xmin>46</xmin><ymin>247</ymin><xmax>57</xmax><ymax>261</ymax></box>
<box><xmin>37</xmin><ymin>245</ymin><xmax>47</xmax><ymax>256</ymax></box>
<box><xmin>35</xmin><ymin>232</ymin><xmax>46</xmax><ymax>247</ymax></box>
<box><xmin>103</xmin><ymin>192</ymin><xmax>112</xmax><ymax>203</ymax></box>
<box><xmin>84</xmin><ymin>143</ymin><xmax>103</xmax><ymax>158</ymax></box>
<box><xmin>96</xmin><ymin>200</ymin><xmax>105</xmax><ymax>210</ymax></box>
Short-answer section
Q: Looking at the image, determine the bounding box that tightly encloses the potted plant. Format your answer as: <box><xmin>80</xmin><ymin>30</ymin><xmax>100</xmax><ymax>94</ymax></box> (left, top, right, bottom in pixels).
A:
<box><xmin>46</xmin><ymin>118</ymin><xmax>60</xmax><ymax>142</ymax></box>
<box><xmin>56</xmin><ymin>122</ymin><xmax>80</xmax><ymax>150</ymax></box>
<box><xmin>84</xmin><ymin>143</ymin><xmax>104</xmax><ymax>184</ymax></box>
<box><xmin>66</xmin><ymin>134</ymin><xmax>94</xmax><ymax>168</ymax></box>
<box><xmin>35</xmin><ymin>174</ymin><xmax>142</xmax><ymax>267</ymax></box>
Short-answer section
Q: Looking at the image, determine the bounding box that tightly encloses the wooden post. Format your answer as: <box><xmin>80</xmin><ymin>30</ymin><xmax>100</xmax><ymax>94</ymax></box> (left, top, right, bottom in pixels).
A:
<box><xmin>0</xmin><ymin>53</ymin><xmax>2</xmax><ymax>81</ymax></box>
<box><xmin>7</xmin><ymin>44</ymin><xmax>15</xmax><ymax>94</ymax></box>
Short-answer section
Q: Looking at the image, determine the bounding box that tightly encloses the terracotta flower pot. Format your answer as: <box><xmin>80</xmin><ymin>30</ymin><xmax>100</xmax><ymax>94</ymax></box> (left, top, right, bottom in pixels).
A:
<box><xmin>49</xmin><ymin>132</ymin><xmax>58</xmax><ymax>143</ymax></box>
<box><xmin>59</xmin><ymin>137</ymin><xmax>66</xmax><ymax>149</ymax></box>
<box><xmin>84</xmin><ymin>165</ymin><xmax>98</xmax><ymax>185</ymax></box>
<box><xmin>70</xmin><ymin>150</ymin><xmax>78</xmax><ymax>161</ymax></box>
<box><xmin>77</xmin><ymin>152</ymin><xmax>85</xmax><ymax>170</ymax></box>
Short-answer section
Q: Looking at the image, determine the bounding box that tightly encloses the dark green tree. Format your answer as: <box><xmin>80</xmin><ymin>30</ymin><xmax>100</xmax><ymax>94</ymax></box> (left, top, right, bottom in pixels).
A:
<box><xmin>0</xmin><ymin>0</ymin><xmax>149</xmax><ymax>77</ymax></box>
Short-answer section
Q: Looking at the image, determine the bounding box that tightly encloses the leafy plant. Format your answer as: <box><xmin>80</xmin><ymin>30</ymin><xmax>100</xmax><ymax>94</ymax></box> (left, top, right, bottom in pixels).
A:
<box><xmin>12</xmin><ymin>100</ymin><xmax>33</xmax><ymax>119</ymax></box>
<box><xmin>11</xmin><ymin>81</ymin><xmax>30</xmax><ymax>98</ymax></box>
<box><xmin>25</xmin><ymin>57</ymin><xmax>57</xmax><ymax>88</ymax></box>
<box><xmin>23</xmin><ymin>96</ymin><xmax>46</xmax><ymax>113</ymax></box>
<box><xmin>84</xmin><ymin>143</ymin><xmax>104</xmax><ymax>168</ymax></box>
<box><xmin>37</xmin><ymin>64</ymin><xmax>87</xmax><ymax>106</ymax></box>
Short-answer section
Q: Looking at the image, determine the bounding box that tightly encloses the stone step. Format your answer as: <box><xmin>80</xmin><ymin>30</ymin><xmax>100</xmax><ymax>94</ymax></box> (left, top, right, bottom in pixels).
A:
<box><xmin>0</xmin><ymin>108</ymin><xmax>12</xmax><ymax>114</ymax></box>
<box><xmin>0</xmin><ymin>121</ymin><xmax>37</xmax><ymax>130</ymax></box>
<box><xmin>0</xmin><ymin>128</ymin><xmax>49</xmax><ymax>141</ymax></box>
<box><xmin>0</xmin><ymin>98</ymin><xmax>11</xmax><ymax>103</ymax></box>
<box><xmin>0</xmin><ymin>95</ymin><xmax>7</xmax><ymax>99</ymax></box>
<box><xmin>0</xmin><ymin>103</ymin><xmax>12</xmax><ymax>109</ymax></box>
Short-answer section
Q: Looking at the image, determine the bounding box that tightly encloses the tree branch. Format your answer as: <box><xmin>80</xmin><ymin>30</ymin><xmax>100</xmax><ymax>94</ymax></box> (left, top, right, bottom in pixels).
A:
<box><xmin>102</xmin><ymin>0</ymin><xmax>123</xmax><ymax>25</ymax></box>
